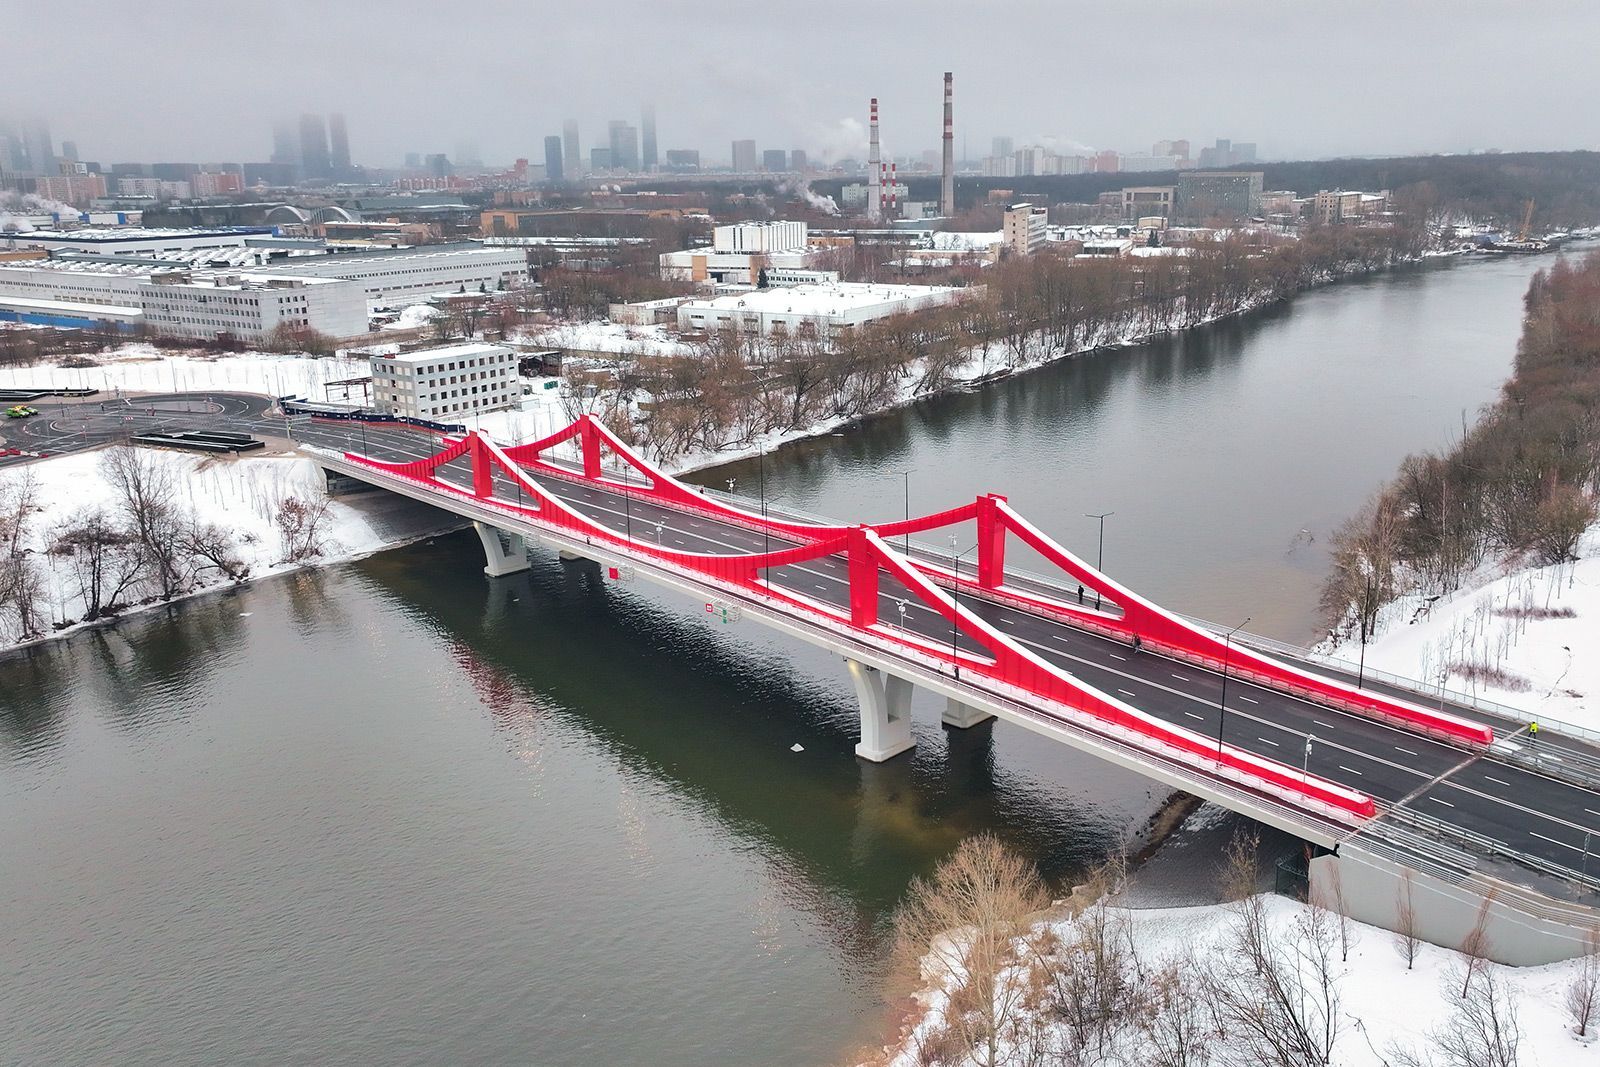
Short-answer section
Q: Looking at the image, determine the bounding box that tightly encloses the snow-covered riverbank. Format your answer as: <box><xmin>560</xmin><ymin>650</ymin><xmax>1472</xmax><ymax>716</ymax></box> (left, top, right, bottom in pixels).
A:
<box><xmin>1322</xmin><ymin>524</ymin><xmax>1600</xmax><ymax>734</ymax></box>
<box><xmin>880</xmin><ymin>891</ymin><xmax>1598</xmax><ymax>1067</ymax></box>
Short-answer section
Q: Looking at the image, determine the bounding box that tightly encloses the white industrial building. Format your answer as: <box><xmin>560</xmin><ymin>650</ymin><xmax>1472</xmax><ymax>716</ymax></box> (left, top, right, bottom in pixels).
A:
<box><xmin>0</xmin><ymin>260</ymin><xmax>367</xmax><ymax>341</ymax></box>
<box><xmin>250</xmin><ymin>244</ymin><xmax>528</xmax><ymax>310</ymax></box>
<box><xmin>659</xmin><ymin>221</ymin><xmax>819</xmax><ymax>285</ymax></box>
<box><xmin>369</xmin><ymin>342</ymin><xmax>520</xmax><ymax>420</ymax></box>
<box><xmin>0</xmin><ymin>226</ymin><xmax>276</xmax><ymax>256</ymax></box>
<box><xmin>676</xmin><ymin>281</ymin><xmax>971</xmax><ymax>337</ymax></box>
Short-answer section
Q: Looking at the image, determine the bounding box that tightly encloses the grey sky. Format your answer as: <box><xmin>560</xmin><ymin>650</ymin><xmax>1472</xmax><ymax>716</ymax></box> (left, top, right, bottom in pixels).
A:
<box><xmin>7</xmin><ymin>0</ymin><xmax>1596</xmax><ymax>167</ymax></box>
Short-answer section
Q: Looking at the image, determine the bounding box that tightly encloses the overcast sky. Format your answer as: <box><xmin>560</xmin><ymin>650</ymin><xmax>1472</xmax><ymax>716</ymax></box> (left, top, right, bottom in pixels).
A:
<box><xmin>7</xmin><ymin>0</ymin><xmax>1596</xmax><ymax>167</ymax></box>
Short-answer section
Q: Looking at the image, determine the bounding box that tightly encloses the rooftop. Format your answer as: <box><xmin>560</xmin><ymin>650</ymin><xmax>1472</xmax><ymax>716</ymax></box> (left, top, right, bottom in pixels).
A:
<box><xmin>4</xmin><ymin>226</ymin><xmax>272</xmax><ymax>243</ymax></box>
<box><xmin>375</xmin><ymin>342</ymin><xmax>511</xmax><ymax>364</ymax></box>
<box><xmin>681</xmin><ymin>281</ymin><xmax>961</xmax><ymax>316</ymax></box>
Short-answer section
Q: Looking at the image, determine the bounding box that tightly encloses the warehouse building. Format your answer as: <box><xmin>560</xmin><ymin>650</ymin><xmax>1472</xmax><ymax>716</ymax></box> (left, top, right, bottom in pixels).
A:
<box><xmin>676</xmin><ymin>281</ymin><xmax>971</xmax><ymax>338</ymax></box>
<box><xmin>249</xmin><ymin>243</ymin><xmax>527</xmax><ymax>310</ymax></box>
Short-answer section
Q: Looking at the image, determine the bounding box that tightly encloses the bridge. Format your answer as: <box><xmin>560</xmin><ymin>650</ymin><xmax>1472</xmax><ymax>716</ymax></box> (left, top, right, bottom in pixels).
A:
<box><xmin>308</xmin><ymin>413</ymin><xmax>1600</xmax><ymax>962</ymax></box>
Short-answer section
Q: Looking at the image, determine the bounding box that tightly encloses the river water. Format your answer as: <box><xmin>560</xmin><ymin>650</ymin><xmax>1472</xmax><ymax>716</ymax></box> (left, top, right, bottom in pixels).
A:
<box><xmin>0</xmin><ymin>253</ymin><xmax>1559</xmax><ymax>1065</ymax></box>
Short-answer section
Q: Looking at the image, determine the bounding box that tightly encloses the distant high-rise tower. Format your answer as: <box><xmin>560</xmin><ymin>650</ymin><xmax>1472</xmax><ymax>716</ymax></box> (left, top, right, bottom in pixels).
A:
<box><xmin>992</xmin><ymin>136</ymin><xmax>1013</xmax><ymax>160</ymax></box>
<box><xmin>641</xmin><ymin>104</ymin><xmax>657</xmax><ymax>170</ymax></box>
<box><xmin>544</xmin><ymin>135</ymin><xmax>564</xmax><ymax>182</ymax></box>
<box><xmin>731</xmin><ymin>139</ymin><xmax>757</xmax><ymax>172</ymax></box>
<box><xmin>608</xmin><ymin>120</ymin><xmax>639</xmax><ymax>171</ymax></box>
<box><xmin>271</xmin><ymin>120</ymin><xmax>300</xmax><ymax>167</ymax></box>
<box><xmin>60</xmin><ymin>140</ymin><xmax>79</xmax><ymax>163</ymax></box>
<box><xmin>329</xmin><ymin>113</ymin><xmax>351</xmax><ymax>175</ymax></box>
<box><xmin>563</xmin><ymin>119</ymin><xmax>581</xmax><ymax>177</ymax></box>
<box><xmin>940</xmin><ymin>72</ymin><xmax>955</xmax><ymax>216</ymax></box>
<box><xmin>298</xmin><ymin>113</ymin><xmax>331</xmax><ymax>180</ymax></box>
<box><xmin>23</xmin><ymin>118</ymin><xmax>53</xmax><ymax>175</ymax></box>
<box><xmin>790</xmin><ymin>149</ymin><xmax>807</xmax><ymax>174</ymax></box>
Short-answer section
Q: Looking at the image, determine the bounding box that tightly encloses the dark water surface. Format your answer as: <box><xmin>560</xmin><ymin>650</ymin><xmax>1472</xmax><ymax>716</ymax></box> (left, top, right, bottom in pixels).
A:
<box><xmin>0</xmin><ymin>254</ymin><xmax>1556</xmax><ymax>1065</ymax></box>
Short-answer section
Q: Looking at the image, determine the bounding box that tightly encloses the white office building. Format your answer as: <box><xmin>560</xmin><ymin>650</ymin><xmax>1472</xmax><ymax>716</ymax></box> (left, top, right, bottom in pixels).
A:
<box><xmin>659</xmin><ymin>221</ymin><xmax>817</xmax><ymax>285</ymax></box>
<box><xmin>0</xmin><ymin>261</ymin><xmax>367</xmax><ymax>342</ymax></box>
<box><xmin>251</xmin><ymin>244</ymin><xmax>528</xmax><ymax>311</ymax></box>
<box><xmin>369</xmin><ymin>342</ymin><xmax>520</xmax><ymax>421</ymax></box>
<box><xmin>676</xmin><ymin>281</ymin><xmax>970</xmax><ymax>338</ymax></box>
<box><xmin>1</xmin><ymin>226</ymin><xmax>275</xmax><ymax>256</ymax></box>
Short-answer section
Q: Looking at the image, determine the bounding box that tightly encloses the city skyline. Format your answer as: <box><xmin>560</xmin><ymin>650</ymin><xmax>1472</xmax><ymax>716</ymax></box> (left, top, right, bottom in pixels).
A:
<box><xmin>4</xmin><ymin>0</ymin><xmax>1596</xmax><ymax>168</ymax></box>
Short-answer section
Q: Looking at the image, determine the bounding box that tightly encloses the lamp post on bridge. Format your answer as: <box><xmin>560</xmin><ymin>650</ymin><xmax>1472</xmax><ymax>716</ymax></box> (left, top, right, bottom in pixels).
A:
<box><xmin>1303</xmin><ymin>733</ymin><xmax>1316</xmax><ymax>782</ymax></box>
<box><xmin>1217</xmin><ymin>616</ymin><xmax>1251</xmax><ymax>761</ymax></box>
<box><xmin>901</xmin><ymin>469</ymin><xmax>916</xmax><ymax>555</ymax></box>
<box><xmin>1085</xmin><ymin>511</ymin><xmax>1114</xmax><ymax>610</ymax></box>
<box><xmin>949</xmin><ymin>534</ymin><xmax>979</xmax><ymax>683</ymax></box>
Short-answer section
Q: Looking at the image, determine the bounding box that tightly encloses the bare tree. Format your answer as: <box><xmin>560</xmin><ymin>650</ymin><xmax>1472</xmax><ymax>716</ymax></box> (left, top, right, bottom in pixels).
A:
<box><xmin>1395</xmin><ymin>870</ymin><xmax>1422</xmax><ymax>970</ymax></box>
<box><xmin>1205</xmin><ymin>893</ymin><xmax>1342</xmax><ymax>1067</ymax></box>
<box><xmin>1142</xmin><ymin>963</ymin><xmax>1217</xmax><ymax>1067</ymax></box>
<box><xmin>1434</xmin><ymin>963</ymin><xmax>1522</xmax><ymax>1067</ymax></box>
<box><xmin>183</xmin><ymin>518</ymin><xmax>249</xmax><ymax>584</ymax></box>
<box><xmin>1218</xmin><ymin>827</ymin><xmax>1261</xmax><ymax>903</ymax></box>
<box><xmin>1310</xmin><ymin>860</ymin><xmax>1356</xmax><ymax>963</ymax></box>
<box><xmin>50</xmin><ymin>506</ymin><xmax>145</xmax><ymax>621</ymax></box>
<box><xmin>276</xmin><ymin>495</ymin><xmax>333</xmax><ymax>564</ymax></box>
<box><xmin>891</xmin><ymin>834</ymin><xmax>1050</xmax><ymax>1067</ymax></box>
<box><xmin>1458</xmin><ymin>890</ymin><xmax>1498</xmax><ymax>997</ymax></box>
<box><xmin>0</xmin><ymin>468</ymin><xmax>44</xmax><ymax>639</ymax></box>
<box><xmin>1565</xmin><ymin>929</ymin><xmax>1600</xmax><ymax>1039</ymax></box>
<box><xmin>100</xmin><ymin>446</ymin><xmax>191</xmax><ymax>601</ymax></box>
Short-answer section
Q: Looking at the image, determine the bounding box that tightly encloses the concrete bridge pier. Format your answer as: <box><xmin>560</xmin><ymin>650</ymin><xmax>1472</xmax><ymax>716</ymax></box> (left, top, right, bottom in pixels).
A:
<box><xmin>847</xmin><ymin>658</ymin><xmax>915</xmax><ymax>762</ymax></box>
<box><xmin>474</xmin><ymin>522</ymin><xmax>531</xmax><ymax>577</ymax></box>
<box><xmin>942</xmin><ymin>698</ymin><xmax>995</xmax><ymax>730</ymax></box>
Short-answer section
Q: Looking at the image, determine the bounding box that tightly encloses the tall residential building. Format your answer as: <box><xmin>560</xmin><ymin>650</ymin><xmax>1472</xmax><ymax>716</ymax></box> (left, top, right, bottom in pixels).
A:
<box><xmin>762</xmin><ymin>149</ymin><xmax>788</xmax><ymax>172</ymax></box>
<box><xmin>607</xmin><ymin>120</ymin><xmax>639</xmax><ymax>171</ymax></box>
<box><xmin>640</xmin><ymin>104</ymin><xmax>657</xmax><ymax>170</ymax></box>
<box><xmin>329</xmin><ymin>113</ymin><xmax>351</xmax><ymax>175</ymax></box>
<box><xmin>1002</xmin><ymin>203</ymin><xmax>1047</xmax><ymax>258</ymax></box>
<box><xmin>562</xmin><ymin>119</ymin><xmax>581</xmax><ymax>177</ymax></box>
<box><xmin>590</xmin><ymin>147</ymin><xmax>612</xmax><ymax>171</ymax></box>
<box><xmin>992</xmin><ymin>136</ymin><xmax>1013</xmax><ymax>160</ymax></box>
<box><xmin>59</xmin><ymin>140</ymin><xmax>79</xmax><ymax>163</ymax></box>
<box><xmin>789</xmin><ymin>149</ymin><xmax>808</xmax><ymax>174</ymax></box>
<box><xmin>543</xmin><ymin>135</ymin><xmax>564</xmax><ymax>182</ymax></box>
<box><xmin>731</xmin><ymin>139</ymin><xmax>757</xmax><ymax>172</ymax></box>
<box><xmin>1176</xmin><ymin>170</ymin><xmax>1263</xmax><ymax>221</ymax></box>
<box><xmin>298</xmin><ymin>113</ymin><xmax>331</xmax><ymax>180</ymax></box>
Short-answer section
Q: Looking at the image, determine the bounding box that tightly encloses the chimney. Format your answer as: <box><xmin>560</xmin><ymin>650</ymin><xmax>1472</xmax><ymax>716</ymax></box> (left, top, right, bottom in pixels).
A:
<box><xmin>868</xmin><ymin>97</ymin><xmax>881</xmax><ymax>223</ymax></box>
<box><xmin>941</xmin><ymin>72</ymin><xmax>955</xmax><ymax>217</ymax></box>
<box><xmin>889</xmin><ymin>161</ymin><xmax>898</xmax><ymax>220</ymax></box>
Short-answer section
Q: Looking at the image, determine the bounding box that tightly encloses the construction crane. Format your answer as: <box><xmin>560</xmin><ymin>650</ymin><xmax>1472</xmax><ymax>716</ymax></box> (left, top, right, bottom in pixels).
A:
<box><xmin>1517</xmin><ymin>199</ymin><xmax>1536</xmax><ymax>242</ymax></box>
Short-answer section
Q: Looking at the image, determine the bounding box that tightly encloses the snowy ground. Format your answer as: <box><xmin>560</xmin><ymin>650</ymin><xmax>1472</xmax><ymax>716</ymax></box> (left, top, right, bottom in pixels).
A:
<box><xmin>0</xmin><ymin>343</ymin><xmax>368</xmax><ymax>402</ymax></box>
<box><xmin>887</xmin><ymin>894</ymin><xmax>1600</xmax><ymax>1067</ymax></box>
<box><xmin>1322</xmin><ymin>525</ymin><xmax>1600</xmax><ymax>733</ymax></box>
<box><xmin>0</xmin><ymin>447</ymin><xmax>390</xmax><ymax>640</ymax></box>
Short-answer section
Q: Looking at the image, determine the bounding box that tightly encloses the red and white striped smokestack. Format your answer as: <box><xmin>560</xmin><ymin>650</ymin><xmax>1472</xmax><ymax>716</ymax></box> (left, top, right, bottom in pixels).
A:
<box><xmin>941</xmin><ymin>71</ymin><xmax>955</xmax><ymax>217</ymax></box>
<box><xmin>890</xmin><ymin>161</ymin><xmax>897</xmax><ymax>219</ymax></box>
<box><xmin>868</xmin><ymin>97</ymin><xmax>881</xmax><ymax>223</ymax></box>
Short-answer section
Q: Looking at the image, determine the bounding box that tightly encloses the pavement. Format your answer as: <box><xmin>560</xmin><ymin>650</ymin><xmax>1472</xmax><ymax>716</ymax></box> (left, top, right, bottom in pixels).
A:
<box><xmin>9</xmin><ymin>390</ymin><xmax>1600</xmax><ymax>897</ymax></box>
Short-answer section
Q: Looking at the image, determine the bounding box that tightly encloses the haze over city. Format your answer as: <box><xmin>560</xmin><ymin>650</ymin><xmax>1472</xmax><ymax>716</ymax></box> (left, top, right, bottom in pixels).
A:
<box><xmin>6</xmin><ymin>0</ymin><xmax>1599</xmax><ymax>165</ymax></box>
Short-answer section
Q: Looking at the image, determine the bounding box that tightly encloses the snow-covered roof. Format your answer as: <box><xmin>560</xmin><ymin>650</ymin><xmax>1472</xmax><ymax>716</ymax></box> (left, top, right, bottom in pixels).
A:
<box><xmin>376</xmin><ymin>342</ymin><xmax>512</xmax><ymax>364</ymax></box>
<box><xmin>930</xmin><ymin>230</ymin><xmax>1002</xmax><ymax>252</ymax></box>
<box><xmin>681</xmin><ymin>281</ymin><xmax>961</xmax><ymax>316</ymax></box>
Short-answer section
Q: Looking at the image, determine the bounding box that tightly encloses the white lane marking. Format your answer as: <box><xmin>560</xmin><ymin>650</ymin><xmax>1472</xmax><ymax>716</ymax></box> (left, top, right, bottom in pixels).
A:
<box><xmin>1314</xmin><ymin>720</ymin><xmax>1336</xmax><ymax>730</ymax></box>
<box><xmin>1483</xmin><ymin>775</ymin><xmax>1510</xmax><ymax>787</ymax></box>
<box><xmin>1258</xmin><ymin>737</ymin><xmax>1279</xmax><ymax>747</ymax></box>
<box><xmin>999</xmin><ymin>618</ymin><xmax>1016</xmax><ymax>626</ymax></box>
<box><xmin>1170</xmin><ymin>673</ymin><xmax>1188</xmax><ymax>681</ymax></box>
<box><xmin>1338</xmin><ymin>765</ymin><xmax>1365</xmax><ymax>776</ymax></box>
<box><xmin>1530</xmin><ymin>830</ymin><xmax>1583</xmax><ymax>854</ymax></box>
<box><xmin>1184</xmin><ymin>712</ymin><xmax>1205</xmax><ymax>721</ymax></box>
<box><xmin>1587</xmin><ymin>809</ymin><xmax>1600</xmax><ymax>820</ymax></box>
<box><xmin>1239</xmin><ymin>696</ymin><xmax>1259</xmax><ymax>704</ymax></box>
<box><xmin>1117</xmin><ymin>689</ymin><xmax>1137</xmax><ymax>698</ymax></box>
<box><xmin>1430</xmin><ymin>797</ymin><xmax>1455</xmax><ymax>808</ymax></box>
<box><xmin>1396</xmin><ymin>747</ymin><xmax>1419</xmax><ymax>757</ymax></box>
<box><xmin>1109</xmin><ymin>653</ymin><xmax>1126</xmax><ymax>661</ymax></box>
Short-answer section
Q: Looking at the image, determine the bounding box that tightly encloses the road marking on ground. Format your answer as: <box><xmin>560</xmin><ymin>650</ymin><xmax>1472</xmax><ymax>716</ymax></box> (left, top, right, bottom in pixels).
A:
<box><xmin>999</xmin><ymin>618</ymin><xmax>1016</xmax><ymax>626</ymax></box>
<box><xmin>1339</xmin><ymin>765</ymin><xmax>1365</xmax><ymax>776</ymax></box>
<box><xmin>1530</xmin><ymin>830</ymin><xmax>1583</xmax><ymax>854</ymax></box>
<box><xmin>1170</xmin><ymin>673</ymin><xmax>1188</xmax><ymax>681</ymax></box>
<box><xmin>1314</xmin><ymin>720</ymin><xmax>1337</xmax><ymax>730</ymax></box>
<box><xmin>1587</xmin><ymin>809</ymin><xmax>1600</xmax><ymax>820</ymax></box>
<box><xmin>1483</xmin><ymin>775</ymin><xmax>1510</xmax><ymax>787</ymax></box>
<box><xmin>1184</xmin><ymin>712</ymin><xmax>1205</xmax><ymax>721</ymax></box>
<box><xmin>1109</xmin><ymin>653</ymin><xmax>1126</xmax><ymax>661</ymax></box>
<box><xmin>1396</xmin><ymin>747</ymin><xmax>1419</xmax><ymax>757</ymax></box>
<box><xmin>1117</xmin><ymin>689</ymin><xmax>1137</xmax><ymax>698</ymax></box>
<box><xmin>1430</xmin><ymin>797</ymin><xmax>1455</xmax><ymax>808</ymax></box>
<box><xmin>1258</xmin><ymin>736</ymin><xmax>1279</xmax><ymax>746</ymax></box>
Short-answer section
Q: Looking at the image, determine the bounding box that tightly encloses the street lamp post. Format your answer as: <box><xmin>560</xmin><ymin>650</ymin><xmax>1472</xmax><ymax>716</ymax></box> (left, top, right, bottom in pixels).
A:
<box><xmin>622</xmin><ymin>463</ymin><xmax>632</xmax><ymax>542</ymax></box>
<box><xmin>1085</xmin><ymin>511</ymin><xmax>1114</xmax><ymax>609</ymax></box>
<box><xmin>902</xmin><ymin>469</ymin><xmax>916</xmax><ymax>554</ymax></box>
<box><xmin>949</xmin><ymin>535</ymin><xmax>978</xmax><ymax>682</ymax></box>
<box><xmin>1217</xmin><ymin>616</ymin><xmax>1252</xmax><ymax>761</ymax></box>
<box><xmin>1303</xmin><ymin>733</ymin><xmax>1316</xmax><ymax>782</ymax></box>
<box><xmin>760</xmin><ymin>447</ymin><xmax>769</xmax><ymax>592</ymax></box>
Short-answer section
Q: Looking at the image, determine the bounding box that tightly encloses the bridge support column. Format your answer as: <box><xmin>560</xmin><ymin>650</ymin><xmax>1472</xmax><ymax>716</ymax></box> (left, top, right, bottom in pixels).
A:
<box><xmin>474</xmin><ymin>521</ymin><xmax>530</xmax><ymax>577</ymax></box>
<box><xmin>847</xmin><ymin>658</ymin><xmax>915</xmax><ymax>762</ymax></box>
<box><xmin>941</xmin><ymin>697</ymin><xmax>994</xmax><ymax>730</ymax></box>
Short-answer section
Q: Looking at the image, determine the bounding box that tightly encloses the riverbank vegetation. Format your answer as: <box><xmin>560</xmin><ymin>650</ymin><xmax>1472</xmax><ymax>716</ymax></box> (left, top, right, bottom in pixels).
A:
<box><xmin>1322</xmin><ymin>252</ymin><xmax>1600</xmax><ymax>646</ymax></box>
<box><xmin>580</xmin><ymin>222</ymin><xmax>1428</xmax><ymax>464</ymax></box>
<box><xmin>875</xmin><ymin>832</ymin><xmax>1596</xmax><ymax>1067</ymax></box>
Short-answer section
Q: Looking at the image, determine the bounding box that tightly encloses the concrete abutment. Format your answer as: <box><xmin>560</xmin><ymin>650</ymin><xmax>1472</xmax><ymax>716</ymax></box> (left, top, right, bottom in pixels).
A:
<box><xmin>847</xmin><ymin>657</ymin><xmax>915</xmax><ymax>762</ymax></box>
<box><xmin>474</xmin><ymin>521</ymin><xmax>531</xmax><ymax>577</ymax></box>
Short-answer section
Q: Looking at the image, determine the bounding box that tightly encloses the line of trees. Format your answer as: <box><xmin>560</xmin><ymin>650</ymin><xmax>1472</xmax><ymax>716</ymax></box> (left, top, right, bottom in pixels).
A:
<box><xmin>1323</xmin><ymin>252</ymin><xmax>1600</xmax><ymax>641</ymax></box>
<box><xmin>882</xmin><ymin>831</ymin><xmax>1597</xmax><ymax>1067</ymax></box>
<box><xmin>572</xmin><ymin>221</ymin><xmax>1426</xmax><ymax>464</ymax></box>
